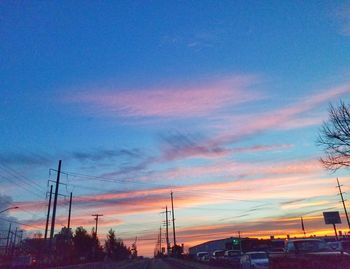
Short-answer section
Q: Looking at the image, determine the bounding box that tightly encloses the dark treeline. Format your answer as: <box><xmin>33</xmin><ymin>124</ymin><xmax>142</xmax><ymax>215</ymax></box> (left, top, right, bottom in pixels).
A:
<box><xmin>15</xmin><ymin>226</ymin><xmax>135</xmax><ymax>267</ymax></box>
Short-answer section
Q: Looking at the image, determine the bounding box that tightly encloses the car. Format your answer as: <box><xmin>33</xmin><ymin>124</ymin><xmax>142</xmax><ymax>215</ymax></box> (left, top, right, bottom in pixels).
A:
<box><xmin>327</xmin><ymin>240</ymin><xmax>350</xmax><ymax>253</ymax></box>
<box><xmin>211</xmin><ymin>249</ymin><xmax>226</xmax><ymax>263</ymax></box>
<box><xmin>195</xmin><ymin>251</ymin><xmax>210</xmax><ymax>262</ymax></box>
<box><xmin>224</xmin><ymin>250</ymin><xmax>241</xmax><ymax>267</ymax></box>
<box><xmin>269</xmin><ymin>239</ymin><xmax>350</xmax><ymax>269</ymax></box>
<box><xmin>240</xmin><ymin>251</ymin><xmax>269</xmax><ymax>269</ymax></box>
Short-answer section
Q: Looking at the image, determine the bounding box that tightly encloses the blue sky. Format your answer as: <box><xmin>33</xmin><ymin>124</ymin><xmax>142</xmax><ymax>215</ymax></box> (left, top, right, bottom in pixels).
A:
<box><xmin>1</xmin><ymin>1</ymin><xmax>350</xmax><ymax>256</ymax></box>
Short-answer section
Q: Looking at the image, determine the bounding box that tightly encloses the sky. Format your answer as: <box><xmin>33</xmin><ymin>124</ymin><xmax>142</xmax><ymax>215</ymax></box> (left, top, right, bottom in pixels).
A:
<box><xmin>1</xmin><ymin>0</ymin><xmax>350</xmax><ymax>256</ymax></box>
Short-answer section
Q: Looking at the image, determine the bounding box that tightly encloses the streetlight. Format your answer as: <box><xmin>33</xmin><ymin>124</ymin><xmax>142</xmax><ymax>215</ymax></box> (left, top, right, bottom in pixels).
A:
<box><xmin>0</xmin><ymin>206</ymin><xmax>19</xmax><ymax>214</ymax></box>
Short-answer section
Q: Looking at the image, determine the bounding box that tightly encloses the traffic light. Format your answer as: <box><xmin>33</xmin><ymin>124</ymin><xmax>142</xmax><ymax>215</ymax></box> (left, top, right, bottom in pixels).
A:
<box><xmin>232</xmin><ymin>238</ymin><xmax>240</xmax><ymax>246</ymax></box>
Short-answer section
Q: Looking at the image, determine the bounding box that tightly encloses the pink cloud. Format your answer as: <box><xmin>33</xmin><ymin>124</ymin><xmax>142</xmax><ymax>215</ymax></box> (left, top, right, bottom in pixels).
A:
<box><xmin>15</xmin><ymin>174</ymin><xmax>346</xmax><ymax>257</ymax></box>
<box><xmin>66</xmin><ymin>75</ymin><xmax>262</xmax><ymax>118</ymax></box>
<box><xmin>210</xmin><ymin>83</ymin><xmax>350</xmax><ymax>146</ymax></box>
<box><xmin>146</xmin><ymin>83</ymin><xmax>349</xmax><ymax>163</ymax></box>
<box><xmin>14</xmin><ymin>166</ymin><xmax>337</xmax><ymax>219</ymax></box>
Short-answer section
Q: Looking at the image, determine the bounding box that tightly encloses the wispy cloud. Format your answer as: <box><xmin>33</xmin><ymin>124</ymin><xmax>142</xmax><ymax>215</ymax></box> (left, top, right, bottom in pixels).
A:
<box><xmin>333</xmin><ymin>5</ymin><xmax>350</xmax><ymax>36</ymax></box>
<box><xmin>0</xmin><ymin>152</ymin><xmax>50</xmax><ymax>166</ymax></box>
<box><xmin>148</xmin><ymin>83</ymin><xmax>349</xmax><ymax>163</ymax></box>
<box><xmin>16</xmin><ymin>173</ymin><xmax>339</xmax><ymax>217</ymax></box>
<box><xmin>158</xmin><ymin>131</ymin><xmax>231</xmax><ymax>161</ymax></box>
<box><xmin>65</xmin><ymin>75</ymin><xmax>262</xmax><ymax>119</ymax></box>
<box><xmin>71</xmin><ymin>148</ymin><xmax>144</xmax><ymax>162</ymax></box>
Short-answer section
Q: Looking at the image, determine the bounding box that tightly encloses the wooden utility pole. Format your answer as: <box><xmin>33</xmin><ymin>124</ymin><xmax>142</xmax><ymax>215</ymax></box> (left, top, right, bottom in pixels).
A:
<box><xmin>5</xmin><ymin>223</ymin><xmax>11</xmax><ymax>255</ymax></box>
<box><xmin>92</xmin><ymin>214</ymin><xmax>103</xmax><ymax>237</ymax></box>
<box><xmin>336</xmin><ymin>178</ymin><xmax>350</xmax><ymax>230</ymax></box>
<box><xmin>171</xmin><ymin>191</ymin><xmax>177</xmax><ymax>246</ymax></box>
<box><xmin>301</xmin><ymin>216</ymin><xmax>306</xmax><ymax>237</ymax></box>
<box><xmin>165</xmin><ymin>206</ymin><xmax>170</xmax><ymax>254</ymax></box>
<box><xmin>159</xmin><ymin>226</ymin><xmax>162</xmax><ymax>254</ymax></box>
<box><xmin>44</xmin><ymin>185</ymin><xmax>53</xmax><ymax>240</ymax></box>
<box><xmin>11</xmin><ymin>227</ymin><xmax>18</xmax><ymax>256</ymax></box>
<box><xmin>67</xmin><ymin>192</ymin><xmax>72</xmax><ymax>229</ymax></box>
<box><xmin>50</xmin><ymin>160</ymin><xmax>62</xmax><ymax>241</ymax></box>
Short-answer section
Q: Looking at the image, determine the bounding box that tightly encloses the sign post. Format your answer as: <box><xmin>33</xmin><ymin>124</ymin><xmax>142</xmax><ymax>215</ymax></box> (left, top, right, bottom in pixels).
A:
<box><xmin>323</xmin><ymin>211</ymin><xmax>341</xmax><ymax>240</ymax></box>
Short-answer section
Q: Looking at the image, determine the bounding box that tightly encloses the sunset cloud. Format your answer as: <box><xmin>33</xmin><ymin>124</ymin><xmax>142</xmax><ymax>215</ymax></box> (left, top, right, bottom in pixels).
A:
<box><xmin>15</xmin><ymin>172</ymin><xmax>341</xmax><ymax>220</ymax></box>
<box><xmin>65</xmin><ymin>75</ymin><xmax>262</xmax><ymax>119</ymax></box>
<box><xmin>214</xmin><ymin>84</ymin><xmax>350</xmax><ymax>141</ymax></box>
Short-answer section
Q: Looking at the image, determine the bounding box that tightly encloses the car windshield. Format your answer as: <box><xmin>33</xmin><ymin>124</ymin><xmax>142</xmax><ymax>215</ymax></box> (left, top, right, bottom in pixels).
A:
<box><xmin>294</xmin><ymin>240</ymin><xmax>332</xmax><ymax>252</ymax></box>
<box><xmin>227</xmin><ymin>251</ymin><xmax>241</xmax><ymax>256</ymax></box>
<box><xmin>250</xmin><ymin>253</ymin><xmax>268</xmax><ymax>259</ymax></box>
<box><xmin>214</xmin><ymin>250</ymin><xmax>225</xmax><ymax>256</ymax></box>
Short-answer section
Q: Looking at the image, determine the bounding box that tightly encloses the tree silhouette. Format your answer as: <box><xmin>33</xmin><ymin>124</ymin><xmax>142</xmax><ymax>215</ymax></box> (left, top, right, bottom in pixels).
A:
<box><xmin>55</xmin><ymin>227</ymin><xmax>74</xmax><ymax>265</ymax></box>
<box><xmin>104</xmin><ymin>229</ymin><xmax>130</xmax><ymax>261</ymax></box>
<box><xmin>73</xmin><ymin>226</ymin><xmax>102</xmax><ymax>262</ymax></box>
<box><xmin>318</xmin><ymin>101</ymin><xmax>350</xmax><ymax>171</ymax></box>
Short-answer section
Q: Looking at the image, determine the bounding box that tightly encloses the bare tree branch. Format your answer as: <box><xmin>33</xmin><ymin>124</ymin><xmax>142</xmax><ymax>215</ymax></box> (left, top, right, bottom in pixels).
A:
<box><xmin>318</xmin><ymin>101</ymin><xmax>350</xmax><ymax>171</ymax></box>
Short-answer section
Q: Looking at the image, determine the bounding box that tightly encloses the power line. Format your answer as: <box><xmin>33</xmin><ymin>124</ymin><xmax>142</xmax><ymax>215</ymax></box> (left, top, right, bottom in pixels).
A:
<box><xmin>0</xmin><ymin>163</ymin><xmax>44</xmax><ymax>190</ymax></box>
<box><xmin>60</xmin><ymin>170</ymin><xmax>169</xmax><ymax>187</ymax></box>
<box><xmin>0</xmin><ymin>172</ymin><xmax>43</xmax><ymax>198</ymax></box>
<box><xmin>0</xmin><ymin>217</ymin><xmax>43</xmax><ymax>230</ymax></box>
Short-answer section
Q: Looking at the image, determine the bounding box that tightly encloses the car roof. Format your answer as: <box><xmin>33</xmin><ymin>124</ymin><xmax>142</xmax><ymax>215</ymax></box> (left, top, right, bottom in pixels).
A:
<box><xmin>245</xmin><ymin>251</ymin><xmax>267</xmax><ymax>254</ymax></box>
<box><xmin>287</xmin><ymin>239</ymin><xmax>323</xmax><ymax>242</ymax></box>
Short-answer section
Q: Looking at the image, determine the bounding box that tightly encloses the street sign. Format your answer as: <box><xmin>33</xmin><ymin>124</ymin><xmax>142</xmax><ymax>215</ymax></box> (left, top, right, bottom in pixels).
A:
<box><xmin>323</xmin><ymin>211</ymin><xmax>341</xmax><ymax>225</ymax></box>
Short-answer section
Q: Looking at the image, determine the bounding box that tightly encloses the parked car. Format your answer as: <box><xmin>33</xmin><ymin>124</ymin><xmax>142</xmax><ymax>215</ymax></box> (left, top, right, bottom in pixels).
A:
<box><xmin>240</xmin><ymin>251</ymin><xmax>269</xmax><ymax>269</ymax></box>
<box><xmin>211</xmin><ymin>249</ymin><xmax>226</xmax><ymax>263</ymax></box>
<box><xmin>327</xmin><ymin>240</ymin><xmax>350</xmax><ymax>253</ymax></box>
<box><xmin>269</xmin><ymin>239</ymin><xmax>350</xmax><ymax>269</ymax></box>
<box><xmin>224</xmin><ymin>250</ymin><xmax>241</xmax><ymax>267</ymax></box>
<box><xmin>195</xmin><ymin>251</ymin><xmax>210</xmax><ymax>262</ymax></box>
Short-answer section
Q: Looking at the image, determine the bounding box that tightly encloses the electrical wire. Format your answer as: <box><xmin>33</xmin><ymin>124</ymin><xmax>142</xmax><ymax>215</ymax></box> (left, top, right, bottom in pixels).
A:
<box><xmin>0</xmin><ymin>163</ymin><xmax>45</xmax><ymax>193</ymax></box>
<box><xmin>0</xmin><ymin>172</ymin><xmax>43</xmax><ymax>199</ymax></box>
<box><xmin>0</xmin><ymin>217</ymin><xmax>43</xmax><ymax>230</ymax></box>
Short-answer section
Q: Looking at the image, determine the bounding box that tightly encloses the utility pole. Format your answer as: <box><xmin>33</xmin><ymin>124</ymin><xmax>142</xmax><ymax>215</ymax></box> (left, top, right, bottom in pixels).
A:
<box><xmin>8</xmin><ymin>228</ymin><xmax>14</xmax><ymax>256</ymax></box>
<box><xmin>44</xmin><ymin>185</ymin><xmax>53</xmax><ymax>240</ymax></box>
<box><xmin>92</xmin><ymin>214</ymin><xmax>103</xmax><ymax>237</ymax></box>
<box><xmin>50</xmin><ymin>160</ymin><xmax>62</xmax><ymax>241</ymax></box>
<box><xmin>238</xmin><ymin>231</ymin><xmax>242</xmax><ymax>253</ymax></box>
<box><xmin>18</xmin><ymin>230</ymin><xmax>23</xmax><ymax>243</ymax></box>
<box><xmin>159</xmin><ymin>226</ymin><xmax>162</xmax><ymax>254</ymax></box>
<box><xmin>165</xmin><ymin>206</ymin><xmax>170</xmax><ymax>254</ymax></box>
<box><xmin>336</xmin><ymin>178</ymin><xmax>350</xmax><ymax>231</ymax></box>
<box><xmin>301</xmin><ymin>216</ymin><xmax>306</xmax><ymax>237</ymax></box>
<box><xmin>11</xmin><ymin>227</ymin><xmax>18</xmax><ymax>256</ymax></box>
<box><xmin>170</xmin><ymin>191</ymin><xmax>177</xmax><ymax>247</ymax></box>
<box><xmin>5</xmin><ymin>223</ymin><xmax>11</xmax><ymax>255</ymax></box>
<box><xmin>67</xmin><ymin>192</ymin><xmax>72</xmax><ymax>229</ymax></box>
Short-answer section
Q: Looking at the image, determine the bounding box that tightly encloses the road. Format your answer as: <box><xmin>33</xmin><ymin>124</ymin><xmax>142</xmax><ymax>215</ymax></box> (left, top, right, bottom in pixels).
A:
<box><xmin>48</xmin><ymin>258</ymin><xmax>229</xmax><ymax>269</ymax></box>
<box><xmin>114</xmin><ymin>258</ymin><xmax>228</xmax><ymax>269</ymax></box>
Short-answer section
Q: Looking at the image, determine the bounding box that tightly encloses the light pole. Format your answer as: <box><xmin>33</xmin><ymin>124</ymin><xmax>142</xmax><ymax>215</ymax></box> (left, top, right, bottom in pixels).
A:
<box><xmin>0</xmin><ymin>206</ymin><xmax>18</xmax><ymax>214</ymax></box>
